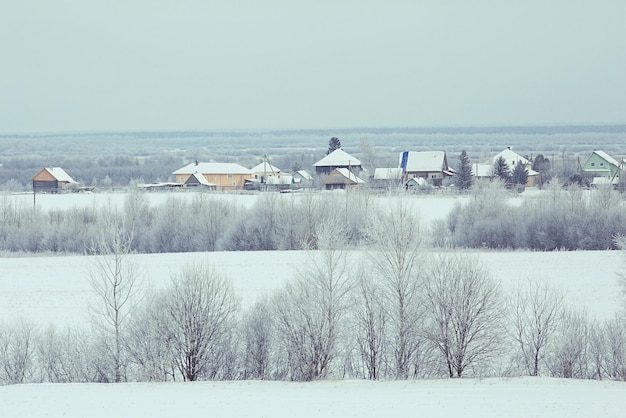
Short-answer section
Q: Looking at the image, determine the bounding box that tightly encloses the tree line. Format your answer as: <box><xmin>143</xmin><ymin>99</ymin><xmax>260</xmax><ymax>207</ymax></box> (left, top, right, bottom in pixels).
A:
<box><xmin>1</xmin><ymin>210</ymin><xmax>626</xmax><ymax>385</ymax></box>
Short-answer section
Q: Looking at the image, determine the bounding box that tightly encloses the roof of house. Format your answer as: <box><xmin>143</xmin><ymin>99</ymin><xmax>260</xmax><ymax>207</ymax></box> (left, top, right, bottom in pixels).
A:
<box><xmin>250</xmin><ymin>161</ymin><xmax>282</xmax><ymax>174</ymax></box>
<box><xmin>38</xmin><ymin>167</ymin><xmax>77</xmax><ymax>183</ymax></box>
<box><xmin>322</xmin><ymin>168</ymin><xmax>365</xmax><ymax>185</ymax></box>
<box><xmin>374</xmin><ymin>167</ymin><xmax>403</xmax><ymax>180</ymax></box>
<box><xmin>313</xmin><ymin>149</ymin><xmax>362</xmax><ymax>167</ymax></box>
<box><xmin>294</xmin><ymin>170</ymin><xmax>313</xmax><ymax>180</ymax></box>
<box><xmin>173</xmin><ymin>162</ymin><xmax>252</xmax><ymax>175</ymax></box>
<box><xmin>185</xmin><ymin>172</ymin><xmax>215</xmax><ymax>186</ymax></box>
<box><xmin>492</xmin><ymin>148</ymin><xmax>531</xmax><ymax>166</ymax></box>
<box><xmin>400</xmin><ymin>151</ymin><xmax>449</xmax><ymax>172</ymax></box>
<box><xmin>471</xmin><ymin>163</ymin><xmax>493</xmax><ymax>177</ymax></box>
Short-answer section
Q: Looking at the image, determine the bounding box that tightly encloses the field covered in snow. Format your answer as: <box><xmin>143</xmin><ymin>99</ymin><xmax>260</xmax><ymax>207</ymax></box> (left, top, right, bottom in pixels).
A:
<box><xmin>3</xmin><ymin>377</ymin><xmax>626</xmax><ymax>418</ymax></box>
<box><xmin>1</xmin><ymin>190</ymin><xmax>626</xmax><ymax>417</ymax></box>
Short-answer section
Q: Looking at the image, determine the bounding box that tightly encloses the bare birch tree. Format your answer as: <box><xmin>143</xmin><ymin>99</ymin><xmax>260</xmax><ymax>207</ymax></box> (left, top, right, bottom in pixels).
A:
<box><xmin>423</xmin><ymin>254</ymin><xmax>505</xmax><ymax>378</ymax></box>
<box><xmin>364</xmin><ymin>199</ymin><xmax>424</xmax><ymax>379</ymax></box>
<box><xmin>274</xmin><ymin>217</ymin><xmax>353</xmax><ymax>380</ymax></box>
<box><xmin>160</xmin><ymin>263</ymin><xmax>239</xmax><ymax>381</ymax></box>
<box><xmin>88</xmin><ymin>206</ymin><xmax>143</xmax><ymax>383</ymax></box>
<box><xmin>509</xmin><ymin>279</ymin><xmax>563</xmax><ymax>376</ymax></box>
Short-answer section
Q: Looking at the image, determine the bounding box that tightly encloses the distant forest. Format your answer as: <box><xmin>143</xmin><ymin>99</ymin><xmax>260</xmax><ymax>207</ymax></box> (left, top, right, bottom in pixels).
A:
<box><xmin>1</xmin><ymin>125</ymin><xmax>625</xmax><ymax>190</ymax></box>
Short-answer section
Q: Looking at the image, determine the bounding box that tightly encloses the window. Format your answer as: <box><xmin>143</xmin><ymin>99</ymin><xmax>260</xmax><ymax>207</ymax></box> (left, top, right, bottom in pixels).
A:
<box><xmin>591</xmin><ymin>163</ymin><xmax>595</xmax><ymax>167</ymax></box>
<box><xmin>228</xmin><ymin>174</ymin><xmax>233</xmax><ymax>178</ymax></box>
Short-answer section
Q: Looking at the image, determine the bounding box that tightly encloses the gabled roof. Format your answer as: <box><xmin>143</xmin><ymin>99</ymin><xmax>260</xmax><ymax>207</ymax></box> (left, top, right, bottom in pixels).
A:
<box><xmin>374</xmin><ymin>168</ymin><xmax>403</xmax><ymax>180</ymax></box>
<box><xmin>173</xmin><ymin>162</ymin><xmax>251</xmax><ymax>175</ymax></box>
<box><xmin>313</xmin><ymin>149</ymin><xmax>362</xmax><ymax>167</ymax></box>
<box><xmin>400</xmin><ymin>151</ymin><xmax>448</xmax><ymax>172</ymax></box>
<box><xmin>322</xmin><ymin>168</ymin><xmax>365</xmax><ymax>185</ymax></box>
<box><xmin>185</xmin><ymin>172</ymin><xmax>214</xmax><ymax>186</ymax></box>
<box><xmin>38</xmin><ymin>167</ymin><xmax>77</xmax><ymax>183</ymax></box>
<box><xmin>250</xmin><ymin>161</ymin><xmax>282</xmax><ymax>174</ymax></box>
<box><xmin>588</xmin><ymin>150</ymin><xmax>620</xmax><ymax>168</ymax></box>
<box><xmin>294</xmin><ymin>170</ymin><xmax>313</xmax><ymax>180</ymax></box>
<box><xmin>492</xmin><ymin>148</ymin><xmax>531</xmax><ymax>166</ymax></box>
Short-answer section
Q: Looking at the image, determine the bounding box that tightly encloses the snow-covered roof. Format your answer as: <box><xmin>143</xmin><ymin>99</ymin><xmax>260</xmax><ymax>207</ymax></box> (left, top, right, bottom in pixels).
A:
<box><xmin>250</xmin><ymin>161</ymin><xmax>281</xmax><ymax>174</ymax></box>
<box><xmin>591</xmin><ymin>176</ymin><xmax>619</xmax><ymax>186</ymax></box>
<box><xmin>267</xmin><ymin>175</ymin><xmax>294</xmax><ymax>185</ymax></box>
<box><xmin>186</xmin><ymin>172</ymin><xmax>214</xmax><ymax>186</ymax></box>
<box><xmin>295</xmin><ymin>170</ymin><xmax>313</xmax><ymax>180</ymax></box>
<box><xmin>334</xmin><ymin>168</ymin><xmax>365</xmax><ymax>183</ymax></box>
<box><xmin>313</xmin><ymin>149</ymin><xmax>362</xmax><ymax>167</ymax></box>
<box><xmin>472</xmin><ymin>161</ymin><xmax>539</xmax><ymax>177</ymax></box>
<box><xmin>400</xmin><ymin>151</ymin><xmax>448</xmax><ymax>172</ymax></box>
<box><xmin>374</xmin><ymin>167</ymin><xmax>403</xmax><ymax>180</ymax></box>
<box><xmin>173</xmin><ymin>162</ymin><xmax>252</xmax><ymax>175</ymax></box>
<box><xmin>45</xmin><ymin>167</ymin><xmax>77</xmax><ymax>183</ymax></box>
<box><xmin>590</xmin><ymin>150</ymin><xmax>620</xmax><ymax>168</ymax></box>
<box><xmin>492</xmin><ymin>148</ymin><xmax>531</xmax><ymax>167</ymax></box>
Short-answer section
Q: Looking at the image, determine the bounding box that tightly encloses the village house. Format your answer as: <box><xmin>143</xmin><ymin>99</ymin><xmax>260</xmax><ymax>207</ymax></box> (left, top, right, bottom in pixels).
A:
<box><xmin>172</xmin><ymin>162</ymin><xmax>252</xmax><ymax>191</ymax></box>
<box><xmin>582</xmin><ymin>150</ymin><xmax>623</xmax><ymax>188</ymax></box>
<box><xmin>400</xmin><ymin>151</ymin><xmax>454</xmax><ymax>187</ymax></box>
<box><xmin>313</xmin><ymin>149</ymin><xmax>363</xmax><ymax>175</ymax></box>
<box><xmin>32</xmin><ymin>167</ymin><xmax>78</xmax><ymax>192</ymax></box>
<box><xmin>321</xmin><ymin>168</ymin><xmax>365</xmax><ymax>190</ymax></box>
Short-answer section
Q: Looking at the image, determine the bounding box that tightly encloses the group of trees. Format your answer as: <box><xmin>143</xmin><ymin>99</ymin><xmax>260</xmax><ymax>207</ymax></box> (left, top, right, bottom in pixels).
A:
<box><xmin>2</xmin><ymin>211</ymin><xmax>626</xmax><ymax>385</ymax></box>
<box><xmin>446</xmin><ymin>180</ymin><xmax>626</xmax><ymax>250</ymax></box>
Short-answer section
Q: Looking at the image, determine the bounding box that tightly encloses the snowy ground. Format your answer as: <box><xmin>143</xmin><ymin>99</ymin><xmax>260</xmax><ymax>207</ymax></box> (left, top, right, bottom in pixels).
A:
<box><xmin>1</xmin><ymin>249</ymin><xmax>623</xmax><ymax>328</ymax></box>
<box><xmin>2</xmin><ymin>190</ymin><xmax>625</xmax><ymax>417</ymax></box>
<box><xmin>2</xmin><ymin>377</ymin><xmax>626</xmax><ymax>418</ymax></box>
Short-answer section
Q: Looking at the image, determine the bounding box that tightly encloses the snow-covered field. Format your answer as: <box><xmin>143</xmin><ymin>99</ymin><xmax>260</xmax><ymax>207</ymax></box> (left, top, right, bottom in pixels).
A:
<box><xmin>3</xmin><ymin>377</ymin><xmax>626</xmax><ymax>418</ymax></box>
<box><xmin>1</xmin><ymin>190</ymin><xmax>625</xmax><ymax>417</ymax></box>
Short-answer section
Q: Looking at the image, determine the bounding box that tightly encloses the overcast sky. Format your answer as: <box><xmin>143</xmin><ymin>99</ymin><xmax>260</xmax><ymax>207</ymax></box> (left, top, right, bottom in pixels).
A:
<box><xmin>1</xmin><ymin>1</ymin><xmax>625</xmax><ymax>133</ymax></box>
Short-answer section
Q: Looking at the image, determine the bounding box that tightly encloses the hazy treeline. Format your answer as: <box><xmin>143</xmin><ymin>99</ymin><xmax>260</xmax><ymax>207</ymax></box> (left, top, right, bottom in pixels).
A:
<box><xmin>1</xmin><ymin>214</ymin><xmax>626</xmax><ymax>385</ymax></box>
<box><xmin>0</xmin><ymin>191</ymin><xmax>372</xmax><ymax>254</ymax></box>
<box><xmin>1</xmin><ymin>180</ymin><xmax>625</xmax><ymax>254</ymax></box>
<box><xmin>445</xmin><ymin>181</ymin><xmax>626</xmax><ymax>250</ymax></box>
<box><xmin>2</xmin><ymin>125</ymin><xmax>625</xmax><ymax>189</ymax></box>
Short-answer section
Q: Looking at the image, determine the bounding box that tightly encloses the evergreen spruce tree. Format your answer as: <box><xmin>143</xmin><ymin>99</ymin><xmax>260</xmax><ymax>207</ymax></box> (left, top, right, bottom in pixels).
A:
<box><xmin>327</xmin><ymin>137</ymin><xmax>342</xmax><ymax>155</ymax></box>
<box><xmin>493</xmin><ymin>156</ymin><xmax>511</xmax><ymax>184</ymax></box>
<box><xmin>511</xmin><ymin>161</ymin><xmax>529</xmax><ymax>188</ymax></box>
<box><xmin>455</xmin><ymin>150</ymin><xmax>473</xmax><ymax>191</ymax></box>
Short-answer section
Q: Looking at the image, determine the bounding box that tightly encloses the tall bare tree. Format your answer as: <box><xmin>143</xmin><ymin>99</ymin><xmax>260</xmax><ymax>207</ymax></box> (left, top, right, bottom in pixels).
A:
<box><xmin>274</xmin><ymin>217</ymin><xmax>353</xmax><ymax>380</ymax></box>
<box><xmin>423</xmin><ymin>254</ymin><xmax>505</xmax><ymax>378</ymax></box>
<box><xmin>365</xmin><ymin>198</ymin><xmax>424</xmax><ymax>378</ymax></box>
<box><xmin>160</xmin><ymin>263</ymin><xmax>239</xmax><ymax>381</ymax></box>
<box><xmin>89</xmin><ymin>207</ymin><xmax>143</xmax><ymax>383</ymax></box>
<box><xmin>509</xmin><ymin>279</ymin><xmax>563</xmax><ymax>376</ymax></box>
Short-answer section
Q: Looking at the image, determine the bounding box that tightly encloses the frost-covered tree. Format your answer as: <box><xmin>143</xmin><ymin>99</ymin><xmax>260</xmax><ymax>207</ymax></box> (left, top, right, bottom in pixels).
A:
<box><xmin>273</xmin><ymin>217</ymin><xmax>353</xmax><ymax>381</ymax></box>
<box><xmin>88</xmin><ymin>208</ymin><xmax>143</xmax><ymax>383</ymax></box>
<box><xmin>160</xmin><ymin>263</ymin><xmax>239</xmax><ymax>381</ymax></box>
<box><xmin>454</xmin><ymin>150</ymin><xmax>473</xmax><ymax>191</ymax></box>
<box><xmin>510</xmin><ymin>279</ymin><xmax>563</xmax><ymax>376</ymax></box>
<box><xmin>423</xmin><ymin>254</ymin><xmax>505</xmax><ymax>378</ymax></box>
<box><xmin>365</xmin><ymin>199</ymin><xmax>425</xmax><ymax>378</ymax></box>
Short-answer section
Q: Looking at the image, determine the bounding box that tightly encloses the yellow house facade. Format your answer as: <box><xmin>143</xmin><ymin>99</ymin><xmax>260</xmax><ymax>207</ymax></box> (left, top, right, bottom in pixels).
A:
<box><xmin>172</xmin><ymin>162</ymin><xmax>252</xmax><ymax>190</ymax></box>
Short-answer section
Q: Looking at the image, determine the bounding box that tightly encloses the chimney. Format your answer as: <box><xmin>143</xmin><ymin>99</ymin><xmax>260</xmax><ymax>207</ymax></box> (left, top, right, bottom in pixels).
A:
<box><xmin>507</xmin><ymin>146</ymin><xmax>511</xmax><ymax>150</ymax></box>
<box><xmin>195</xmin><ymin>160</ymin><xmax>199</xmax><ymax>166</ymax></box>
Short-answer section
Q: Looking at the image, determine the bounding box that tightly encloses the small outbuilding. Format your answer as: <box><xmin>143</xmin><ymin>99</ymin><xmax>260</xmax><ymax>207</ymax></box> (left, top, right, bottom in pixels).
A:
<box><xmin>32</xmin><ymin>167</ymin><xmax>78</xmax><ymax>193</ymax></box>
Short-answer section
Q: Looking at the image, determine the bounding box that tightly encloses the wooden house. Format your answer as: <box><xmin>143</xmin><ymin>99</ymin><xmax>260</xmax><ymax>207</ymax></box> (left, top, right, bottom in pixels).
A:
<box><xmin>582</xmin><ymin>150</ymin><xmax>621</xmax><ymax>182</ymax></box>
<box><xmin>491</xmin><ymin>147</ymin><xmax>540</xmax><ymax>187</ymax></box>
<box><xmin>321</xmin><ymin>168</ymin><xmax>365</xmax><ymax>190</ymax></box>
<box><xmin>250</xmin><ymin>161</ymin><xmax>282</xmax><ymax>184</ymax></box>
<box><xmin>400</xmin><ymin>151</ymin><xmax>454</xmax><ymax>187</ymax></box>
<box><xmin>172</xmin><ymin>162</ymin><xmax>252</xmax><ymax>190</ymax></box>
<box><xmin>313</xmin><ymin>149</ymin><xmax>363</xmax><ymax>175</ymax></box>
<box><xmin>32</xmin><ymin>167</ymin><xmax>77</xmax><ymax>192</ymax></box>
